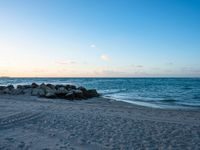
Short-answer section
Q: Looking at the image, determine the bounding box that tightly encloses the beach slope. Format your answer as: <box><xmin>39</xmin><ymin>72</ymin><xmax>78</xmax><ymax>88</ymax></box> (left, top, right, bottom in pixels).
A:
<box><xmin>0</xmin><ymin>95</ymin><xmax>200</xmax><ymax>150</ymax></box>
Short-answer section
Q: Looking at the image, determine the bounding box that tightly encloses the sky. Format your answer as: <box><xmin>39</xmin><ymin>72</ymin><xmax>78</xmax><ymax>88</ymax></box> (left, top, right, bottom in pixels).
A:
<box><xmin>0</xmin><ymin>0</ymin><xmax>199</xmax><ymax>77</ymax></box>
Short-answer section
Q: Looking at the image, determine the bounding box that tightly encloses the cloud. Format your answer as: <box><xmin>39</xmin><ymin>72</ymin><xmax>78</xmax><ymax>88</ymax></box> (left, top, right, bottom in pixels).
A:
<box><xmin>100</xmin><ymin>54</ymin><xmax>110</xmax><ymax>61</ymax></box>
<box><xmin>131</xmin><ymin>64</ymin><xmax>143</xmax><ymax>68</ymax></box>
<box><xmin>90</xmin><ymin>44</ymin><xmax>96</xmax><ymax>48</ymax></box>
<box><xmin>56</xmin><ymin>60</ymin><xmax>77</xmax><ymax>65</ymax></box>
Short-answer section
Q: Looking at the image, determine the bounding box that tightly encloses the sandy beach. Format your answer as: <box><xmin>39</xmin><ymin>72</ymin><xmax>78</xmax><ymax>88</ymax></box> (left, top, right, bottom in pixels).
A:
<box><xmin>0</xmin><ymin>95</ymin><xmax>200</xmax><ymax>150</ymax></box>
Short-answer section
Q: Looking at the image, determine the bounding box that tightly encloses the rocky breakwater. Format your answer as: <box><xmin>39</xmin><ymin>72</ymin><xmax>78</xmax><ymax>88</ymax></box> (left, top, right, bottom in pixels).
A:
<box><xmin>0</xmin><ymin>83</ymin><xmax>100</xmax><ymax>100</ymax></box>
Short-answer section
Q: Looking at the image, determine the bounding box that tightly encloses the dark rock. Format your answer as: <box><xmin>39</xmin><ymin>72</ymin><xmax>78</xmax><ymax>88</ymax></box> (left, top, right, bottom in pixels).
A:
<box><xmin>13</xmin><ymin>89</ymin><xmax>24</xmax><ymax>95</ymax></box>
<box><xmin>23</xmin><ymin>85</ymin><xmax>31</xmax><ymax>89</ymax></box>
<box><xmin>45</xmin><ymin>92</ymin><xmax>56</xmax><ymax>98</ymax></box>
<box><xmin>31</xmin><ymin>83</ymin><xmax>39</xmax><ymax>88</ymax></box>
<box><xmin>73</xmin><ymin>89</ymin><xmax>84</xmax><ymax>99</ymax></box>
<box><xmin>17</xmin><ymin>85</ymin><xmax>23</xmax><ymax>89</ymax></box>
<box><xmin>65</xmin><ymin>85</ymin><xmax>76</xmax><ymax>90</ymax></box>
<box><xmin>23</xmin><ymin>88</ymin><xmax>32</xmax><ymax>95</ymax></box>
<box><xmin>65</xmin><ymin>91</ymin><xmax>75</xmax><ymax>100</ymax></box>
<box><xmin>2</xmin><ymin>88</ymin><xmax>10</xmax><ymax>94</ymax></box>
<box><xmin>40</xmin><ymin>83</ymin><xmax>54</xmax><ymax>94</ymax></box>
<box><xmin>0</xmin><ymin>86</ymin><xmax>6</xmax><ymax>91</ymax></box>
<box><xmin>56</xmin><ymin>87</ymin><xmax>68</xmax><ymax>97</ymax></box>
<box><xmin>31</xmin><ymin>88</ymin><xmax>45</xmax><ymax>97</ymax></box>
<box><xmin>46</xmin><ymin>84</ymin><xmax>55</xmax><ymax>89</ymax></box>
<box><xmin>40</xmin><ymin>83</ymin><xmax>46</xmax><ymax>88</ymax></box>
<box><xmin>43</xmin><ymin>84</ymin><xmax>56</xmax><ymax>98</ymax></box>
<box><xmin>55</xmin><ymin>84</ymin><xmax>65</xmax><ymax>90</ymax></box>
<box><xmin>85</xmin><ymin>89</ymin><xmax>99</xmax><ymax>98</ymax></box>
<box><xmin>78</xmin><ymin>86</ymin><xmax>87</xmax><ymax>93</ymax></box>
<box><xmin>7</xmin><ymin>85</ymin><xmax>14</xmax><ymax>90</ymax></box>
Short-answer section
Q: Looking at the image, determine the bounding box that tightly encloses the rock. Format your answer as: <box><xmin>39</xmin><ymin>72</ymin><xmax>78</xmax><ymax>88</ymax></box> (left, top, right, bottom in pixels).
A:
<box><xmin>65</xmin><ymin>91</ymin><xmax>75</xmax><ymax>100</ymax></box>
<box><xmin>78</xmin><ymin>86</ymin><xmax>87</xmax><ymax>93</ymax></box>
<box><xmin>31</xmin><ymin>83</ymin><xmax>39</xmax><ymax>88</ymax></box>
<box><xmin>40</xmin><ymin>83</ymin><xmax>46</xmax><ymax>89</ymax></box>
<box><xmin>0</xmin><ymin>86</ymin><xmax>6</xmax><ymax>91</ymax></box>
<box><xmin>13</xmin><ymin>88</ymin><xmax>24</xmax><ymax>95</ymax></box>
<box><xmin>42</xmin><ymin>84</ymin><xmax>56</xmax><ymax>98</ymax></box>
<box><xmin>85</xmin><ymin>89</ymin><xmax>99</xmax><ymax>98</ymax></box>
<box><xmin>23</xmin><ymin>88</ymin><xmax>32</xmax><ymax>95</ymax></box>
<box><xmin>40</xmin><ymin>84</ymin><xmax>55</xmax><ymax>93</ymax></box>
<box><xmin>17</xmin><ymin>85</ymin><xmax>23</xmax><ymax>89</ymax></box>
<box><xmin>2</xmin><ymin>88</ymin><xmax>10</xmax><ymax>94</ymax></box>
<box><xmin>0</xmin><ymin>86</ymin><xmax>6</xmax><ymax>94</ymax></box>
<box><xmin>73</xmin><ymin>89</ymin><xmax>84</xmax><ymax>99</ymax></box>
<box><xmin>55</xmin><ymin>84</ymin><xmax>65</xmax><ymax>90</ymax></box>
<box><xmin>23</xmin><ymin>85</ymin><xmax>31</xmax><ymax>89</ymax></box>
<box><xmin>45</xmin><ymin>92</ymin><xmax>56</xmax><ymax>98</ymax></box>
<box><xmin>46</xmin><ymin>88</ymin><xmax>56</xmax><ymax>94</ymax></box>
<box><xmin>46</xmin><ymin>84</ymin><xmax>55</xmax><ymax>90</ymax></box>
<box><xmin>56</xmin><ymin>87</ymin><xmax>68</xmax><ymax>97</ymax></box>
<box><xmin>31</xmin><ymin>88</ymin><xmax>45</xmax><ymax>97</ymax></box>
<box><xmin>7</xmin><ymin>85</ymin><xmax>14</xmax><ymax>90</ymax></box>
<box><xmin>65</xmin><ymin>85</ymin><xmax>76</xmax><ymax>90</ymax></box>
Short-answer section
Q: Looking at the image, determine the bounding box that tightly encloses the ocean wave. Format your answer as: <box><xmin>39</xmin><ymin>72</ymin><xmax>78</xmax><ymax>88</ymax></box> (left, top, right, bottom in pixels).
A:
<box><xmin>161</xmin><ymin>99</ymin><xmax>177</xmax><ymax>102</ymax></box>
<box><xmin>99</xmin><ymin>89</ymin><xmax>127</xmax><ymax>95</ymax></box>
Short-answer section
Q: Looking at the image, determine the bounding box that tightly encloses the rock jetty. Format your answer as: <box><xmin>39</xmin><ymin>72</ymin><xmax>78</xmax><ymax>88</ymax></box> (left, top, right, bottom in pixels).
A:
<box><xmin>0</xmin><ymin>83</ymin><xmax>100</xmax><ymax>100</ymax></box>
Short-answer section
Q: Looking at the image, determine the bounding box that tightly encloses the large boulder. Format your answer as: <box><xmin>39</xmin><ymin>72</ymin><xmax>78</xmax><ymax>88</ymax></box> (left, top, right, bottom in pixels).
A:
<box><xmin>2</xmin><ymin>88</ymin><xmax>10</xmax><ymax>94</ymax></box>
<box><xmin>31</xmin><ymin>88</ymin><xmax>45</xmax><ymax>97</ymax></box>
<box><xmin>23</xmin><ymin>88</ymin><xmax>32</xmax><ymax>95</ymax></box>
<box><xmin>56</xmin><ymin>87</ymin><xmax>68</xmax><ymax>97</ymax></box>
<box><xmin>0</xmin><ymin>86</ymin><xmax>6</xmax><ymax>90</ymax></box>
<box><xmin>0</xmin><ymin>86</ymin><xmax>6</xmax><ymax>94</ymax></box>
<box><xmin>1</xmin><ymin>85</ymin><xmax>15</xmax><ymax>94</ymax></box>
<box><xmin>55</xmin><ymin>84</ymin><xmax>65</xmax><ymax>90</ymax></box>
<box><xmin>65</xmin><ymin>85</ymin><xmax>76</xmax><ymax>90</ymax></box>
<box><xmin>40</xmin><ymin>84</ymin><xmax>56</xmax><ymax>98</ymax></box>
<box><xmin>65</xmin><ymin>91</ymin><xmax>75</xmax><ymax>100</ymax></box>
<box><xmin>23</xmin><ymin>85</ymin><xmax>32</xmax><ymax>89</ymax></box>
<box><xmin>31</xmin><ymin>83</ymin><xmax>39</xmax><ymax>88</ymax></box>
<box><xmin>40</xmin><ymin>83</ymin><xmax>46</xmax><ymax>89</ymax></box>
<box><xmin>46</xmin><ymin>84</ymin><xmax>55</xmax><ymax>90</ymax></box>
<box><xmin>13</xmin><ymin>88</ymin><xmax>24</xmax><ymax>95</ymax></box>
<box><xmin>45</xmin><ymin>91</ymin><xmax>56</xmax><ymax>98</ymax></box>
<box><xmin>17</xmin><ymin>85</ymin><xmax>23</xmax><ymax>90</ymax></box>
<box><xmin>78</xmin><ymin>86</ymin><xmax>87</xmax><ymax>93</ymax></box>
<box><xmin>73</xmin><ymin>89</ymin><xmax>84</xmax><ymax>99</ymax></box>
<box><xmin>7</xmin><ymin>85</ymin><xmax>14</xmax><ymax>90</ymax></box>
<box><xmin>85</xmin><ymin>89</ymin><xmax>99</xmax><ymax>98</ymax></box>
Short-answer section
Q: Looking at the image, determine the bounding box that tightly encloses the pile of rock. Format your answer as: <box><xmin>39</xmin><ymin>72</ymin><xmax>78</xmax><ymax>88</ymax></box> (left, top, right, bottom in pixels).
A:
<box><xmin>0</xmin><ymin>83</ymin><xmax>100</xmax><ymax>100</ymax></box>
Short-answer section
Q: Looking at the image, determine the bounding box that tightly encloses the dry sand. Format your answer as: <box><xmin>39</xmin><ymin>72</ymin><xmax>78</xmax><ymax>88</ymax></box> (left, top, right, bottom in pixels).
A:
<box><xmin>0</xmin><ymin>95</ymin><xmax>200</xmax><ymax>150</ymax></box>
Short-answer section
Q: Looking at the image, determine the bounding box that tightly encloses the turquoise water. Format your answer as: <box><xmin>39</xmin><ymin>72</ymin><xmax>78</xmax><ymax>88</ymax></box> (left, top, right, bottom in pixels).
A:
<box><xmin>0</xmin><ymin>78</ymin><xmax>200</xmax><ymax>108</ymax></box>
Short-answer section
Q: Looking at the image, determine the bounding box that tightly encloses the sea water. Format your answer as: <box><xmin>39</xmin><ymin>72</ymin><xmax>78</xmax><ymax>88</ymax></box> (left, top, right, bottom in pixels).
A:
<box><xmin>0</xmin><ymin>78</ymin><xmax>200</xmax><ymax>109</ymax></box>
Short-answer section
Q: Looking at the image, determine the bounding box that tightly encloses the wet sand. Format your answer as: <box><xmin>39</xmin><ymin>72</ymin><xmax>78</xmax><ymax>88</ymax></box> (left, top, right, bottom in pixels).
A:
<box><xmin>0</xmin><ymin>95</ymin><xmax>200</xmax><ymax>150</ymax></box>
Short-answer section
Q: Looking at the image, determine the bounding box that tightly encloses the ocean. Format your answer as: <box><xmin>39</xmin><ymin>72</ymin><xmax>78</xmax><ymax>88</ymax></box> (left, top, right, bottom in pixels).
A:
<box><xmin>0</xmin><ymin>77</ymin><xmax>200</xmax><ymax>109</ymax></box>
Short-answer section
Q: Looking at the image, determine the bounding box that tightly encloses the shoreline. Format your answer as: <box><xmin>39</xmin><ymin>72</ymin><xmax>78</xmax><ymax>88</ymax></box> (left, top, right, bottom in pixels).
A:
<box><xmin>102</xmin><ymin>95</ymin><xmax>200</xmax><ymax>110</ymax></box>
<box><xmin>0</xmin><ymin>95</ymin><xmax>200</xmax><ymax>149</ymax></box>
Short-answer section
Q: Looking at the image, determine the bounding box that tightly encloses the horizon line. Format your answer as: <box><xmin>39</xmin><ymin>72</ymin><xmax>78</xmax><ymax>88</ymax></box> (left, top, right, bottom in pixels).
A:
<box><xmin>1</xmin><ymin>76</ymin><xmax>200</xmax><ymax>78</ymax></box>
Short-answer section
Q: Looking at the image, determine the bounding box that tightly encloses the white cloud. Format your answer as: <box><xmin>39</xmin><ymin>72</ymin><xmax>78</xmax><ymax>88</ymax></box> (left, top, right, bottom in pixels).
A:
<box><xmin>100</xmin><ymin>54</ymin><xmax>110</xmax><ymax>61</ymax></box>
<box><xmin>131</xmin><ymin>64</ymin><xmax>143</xmax><ymax>68</ymax></box>
<box><xmin>56</xmin><ymin>60</ymin><xmax>77</xmax><ymax>65</ymax></box>
<box><xmin>90</xmin><ymin>44</ymin><xmax>96</xmax><ymax>48</ymax></box>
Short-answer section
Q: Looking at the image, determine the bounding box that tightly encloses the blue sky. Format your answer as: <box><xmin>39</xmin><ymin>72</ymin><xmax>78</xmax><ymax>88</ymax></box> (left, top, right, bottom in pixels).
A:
<box><xmin>0</xmin><ymin>0</ymin><xmax>199</xmax><ymax>77</ymax></box>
